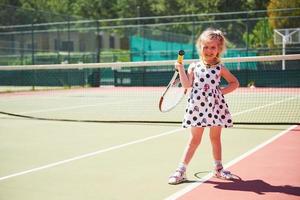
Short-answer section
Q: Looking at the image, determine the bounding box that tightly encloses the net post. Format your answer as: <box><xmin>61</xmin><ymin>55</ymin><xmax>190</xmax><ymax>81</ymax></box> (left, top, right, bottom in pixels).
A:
<box><xmin>31</xmin><ymin>23</ymin><xmax>35</xmax><ymax>65</ymax></box>
<box><xmin>191</xmin><ymin>17</ymin><xmax>196</xmax><ymax>59</ymax></box>
<box><xmin>282</xmin><ymin>36</ymin><xmax>286</xmax><ymax>70</ymax></box>
<box><xmin>96</xmin><ymin>20</ymin><xmax>101</xmax><ymax>63</ymax></box>
<box><xmin>274</xmin><ymin>28</ymin><xmax>300</xmax><ymax>70</ymax></box>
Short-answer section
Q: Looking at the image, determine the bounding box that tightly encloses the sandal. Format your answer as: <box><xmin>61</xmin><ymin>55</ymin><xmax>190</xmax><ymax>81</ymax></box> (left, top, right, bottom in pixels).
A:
<box><xmin>168</xmin><ymin>165</ymin><xmax>187</xmax><ymax>184</ymax></box>
<box><xmin>214</xmin><ymin>166</ymin><xmax>232</xmax><ymax>180</ymax></box>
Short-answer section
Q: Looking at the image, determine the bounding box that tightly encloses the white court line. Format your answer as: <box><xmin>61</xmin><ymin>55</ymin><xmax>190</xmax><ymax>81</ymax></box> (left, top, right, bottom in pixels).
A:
<box><xmin>1</xmin><ymin>98</ymin><xmax>140</xmax><ymax>115</ymax></box>
<box><xmin>0</xmin><ymin>96</ymin><xmax>298</xmax><ymax>181</ymax></box>
<box><xmin>164</xmin><ymin>125</ymin><xmax>298</xmax><ymax>200</ymax></box>
<box><xmin>19</xmin><ymin>99</ymin><xmax>140</xmax><ymax>114</ymax></box>
<box><xmin>0</xmin><ymin>128</ymin><xmax>184</xmax><ymax>181</ymax></box>
<box><xmin>231</xmin><ymin>96</ymin><xmax>298</xmax><ymax>116</ymax></box>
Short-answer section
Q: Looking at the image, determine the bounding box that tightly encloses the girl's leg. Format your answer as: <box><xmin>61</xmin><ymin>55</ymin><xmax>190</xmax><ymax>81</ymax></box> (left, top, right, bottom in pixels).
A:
<box><xmin>169</xmin><ymin>126</ymin><xmax>204</xmax><ymax>184</ymax></box>
<box><xmin>209</xmin><ymin>126</ymin><xmax>232</xmax><ymax>179</ymax></box>
<box><xmin>209</xmin><ymin>126</ymin><xmax>222</xmax><ymax>162</ymax></box>
<box><xmin>181</xmin><ymin>126</ymin><xmax>205</xmax><ymax>165</ymax></box>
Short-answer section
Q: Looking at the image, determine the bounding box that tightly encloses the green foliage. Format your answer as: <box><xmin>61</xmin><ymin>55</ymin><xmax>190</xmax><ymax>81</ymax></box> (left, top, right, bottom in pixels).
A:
<box><xmin>100</xmin><ymin>49</ymin><xmax>130</xmax><ymax>62</ymax></box>
<box><xmin>0</xmin><ymin>1</ymin><xmax>30</xmax><ymax>25</ymax></box>
<box><xmin>73</xmin><ymin>0</ymin><xmax>118</xmax><ymax>20</ymax></box>
<box><xmin>243</xmin><ymin>19</ymin><xmax>274</xmax><ymax>48</ymax></box>
<box><xmin>0</xmin><ymin>0</ymin><xmax>273</xmax><ymax>24</ymax></box>
<box><xmin>268</xmin><ymin>0</ymin><xmax>300</xmax><ymax>29</ymax></box>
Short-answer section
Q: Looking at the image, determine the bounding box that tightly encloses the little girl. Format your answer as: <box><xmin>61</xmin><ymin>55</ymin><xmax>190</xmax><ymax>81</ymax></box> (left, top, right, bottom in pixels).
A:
<box><xmin>168</xmin><ymin>28</ymin><xmax>239</xmax><ymax>184</ymax></box>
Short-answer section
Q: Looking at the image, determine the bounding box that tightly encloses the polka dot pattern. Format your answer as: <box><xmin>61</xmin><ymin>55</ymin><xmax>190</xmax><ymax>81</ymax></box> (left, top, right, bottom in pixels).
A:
<box><xmin>182</xmin><ymin>62</ymin><xmax>233</xmax><ymax>128</ymax></box>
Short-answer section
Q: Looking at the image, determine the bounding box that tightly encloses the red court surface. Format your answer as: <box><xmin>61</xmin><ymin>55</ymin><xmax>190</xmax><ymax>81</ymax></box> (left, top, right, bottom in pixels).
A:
<box><xmin>175</xmin><ymin>125</ymin><xmax>300</xmax><ymax>200</ymax></box>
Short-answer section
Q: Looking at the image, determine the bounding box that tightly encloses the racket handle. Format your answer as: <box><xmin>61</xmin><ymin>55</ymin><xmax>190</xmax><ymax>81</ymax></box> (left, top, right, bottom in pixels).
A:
<box><xmin>177</xmin><ymin>50</ymin><xmax>185</xmax><ymax>64</ymax></box>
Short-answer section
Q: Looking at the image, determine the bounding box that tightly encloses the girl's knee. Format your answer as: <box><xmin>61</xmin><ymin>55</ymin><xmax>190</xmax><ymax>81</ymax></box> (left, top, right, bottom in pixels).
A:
<box><xmin>209</xmin><ymin>127</ymin><xmax>222</xmax><ymax>141</ymax></box>
<box><xmin>189</xmin><ymin>137</ymin><xmax>201</xmax><ymax>148</ymax></box>
<box><xmin>210</xmin><ymin>136</ymin><xmax>221</xmax><ymax>146</ymax></box>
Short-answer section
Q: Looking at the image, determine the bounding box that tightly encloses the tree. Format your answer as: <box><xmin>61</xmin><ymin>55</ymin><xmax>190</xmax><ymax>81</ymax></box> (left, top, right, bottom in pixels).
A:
<box><xmin>0</xmin><ymin>0</ymin><xmax>29</xmax><ymax>25</ymax></box>
<box><xmin>246</xmin><ymin>0</ymin><xmax>270</xmax><ymax>11</ymax></box>
<box><xmin>73</xmin><ymin>0</ymin><xmax>118</xmax><ymax>20</ymax></box>
<box><xmin>268</xmin><ymin>0</ymin><xmax>300</xmax><ymax>29</ymax></box>
<box><xmin>19</xmin><ymin>0</ymin><xmax>71</xmax><ymax>22</ymax></box>
<box><xmin>243</xmin><ymin>19</ymin><xmax>273</xmax><ymax>48</ymax></box>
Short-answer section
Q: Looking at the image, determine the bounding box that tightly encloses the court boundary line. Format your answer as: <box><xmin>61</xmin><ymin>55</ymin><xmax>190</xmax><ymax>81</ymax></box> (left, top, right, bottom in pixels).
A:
<box><xmin>4</xmin><ymin>99</ymin><xmax>140</xmax><ymax>115</ymax></box>
<box><xmin>164</xmin><ymin>124</ymin><xmax>298</xmax><ymax>200</ymax></box>
<box><xmin>0</xmin><ymin>128</ymin><xmax>184</xmax><ymax>181</ymax></box>
<box><xmin>231</xmin><ymin>96</ymin><xmax>298</xmax><ymax>116</ymax></box>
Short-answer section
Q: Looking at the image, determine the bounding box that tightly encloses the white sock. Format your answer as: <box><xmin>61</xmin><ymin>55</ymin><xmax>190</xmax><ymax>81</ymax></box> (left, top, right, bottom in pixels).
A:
<box><xmin>178</xmin><ymin>162</ymin><xmax>187</xmax><ymax>169</ymax></box>
<box><xmin>214</xmin><ymin>160</ymin><xmax>222</xmax><ymax>168</ymax></box>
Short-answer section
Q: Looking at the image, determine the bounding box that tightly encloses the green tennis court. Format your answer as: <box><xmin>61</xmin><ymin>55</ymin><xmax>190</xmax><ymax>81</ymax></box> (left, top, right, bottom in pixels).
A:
<box><xmin>0</xmin><ymin>85</ymin><xmax>299</xmax><ymax>200</ymax></box>
<box><xmin>1</xmin><ymin>4</ymin><xmax>300</xmax><ymax>199</ymax></box>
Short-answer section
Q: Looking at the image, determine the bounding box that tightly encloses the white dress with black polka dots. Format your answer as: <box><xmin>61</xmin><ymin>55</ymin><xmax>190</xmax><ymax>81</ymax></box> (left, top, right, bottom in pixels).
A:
<box><xmin>182</xmin><ymin>61</ymin><xmax>233</xmax><ymax>128</ymax></box>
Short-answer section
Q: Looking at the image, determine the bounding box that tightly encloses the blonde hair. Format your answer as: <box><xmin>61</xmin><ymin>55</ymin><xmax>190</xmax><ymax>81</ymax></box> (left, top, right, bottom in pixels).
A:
<box><xmin>196</xmin><ymin>28</ymin><xmax>227</xmax><ymax>58</ymax></box>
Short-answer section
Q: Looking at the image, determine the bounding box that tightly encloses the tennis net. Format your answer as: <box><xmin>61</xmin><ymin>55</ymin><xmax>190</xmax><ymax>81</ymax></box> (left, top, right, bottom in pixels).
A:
<box><xmin>0</xmin><ymin>54</ymin><xmax>299</xmax><ymax>125</ymax></box>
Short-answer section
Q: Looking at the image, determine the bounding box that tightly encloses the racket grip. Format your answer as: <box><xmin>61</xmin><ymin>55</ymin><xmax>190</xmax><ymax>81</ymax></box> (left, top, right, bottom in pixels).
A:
<box><xmin>177</xmin><ymin>50</ymin><xmax>185</xmax><ymax>64</ymax></box>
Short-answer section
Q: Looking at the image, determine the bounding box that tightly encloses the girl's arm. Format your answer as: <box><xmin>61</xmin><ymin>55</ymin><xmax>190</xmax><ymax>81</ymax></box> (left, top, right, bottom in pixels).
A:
<box><xmin>220</xmin><ymin>66</ymin><xmax>239</xmax><ymax>95</ymax></box>
<box><xmin>175</xmin><ymin>62</ymin><xmax>194</xmax><ymax>89</ymax></box>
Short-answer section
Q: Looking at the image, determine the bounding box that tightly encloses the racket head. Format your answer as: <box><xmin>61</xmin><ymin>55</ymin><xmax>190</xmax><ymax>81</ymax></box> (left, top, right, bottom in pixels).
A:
<box><xmin>159</xmin><ymin>71</ymin><xmax>187</xmax><ymax>112</ymax></box>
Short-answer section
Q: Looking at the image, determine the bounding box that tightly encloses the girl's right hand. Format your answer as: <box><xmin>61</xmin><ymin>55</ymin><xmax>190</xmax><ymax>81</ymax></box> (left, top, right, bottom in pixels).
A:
<box><xmin>175</xmin><ymin>62</ymin><xmax>184</xmax><ymax>71</ymax></box>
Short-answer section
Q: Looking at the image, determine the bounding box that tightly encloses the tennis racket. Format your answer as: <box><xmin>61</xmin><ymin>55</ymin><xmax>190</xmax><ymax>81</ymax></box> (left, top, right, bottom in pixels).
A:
<box><xmin>159</xmin><ymin>50</ymin><xmax>187</xmax><ymax>112</ymax></box>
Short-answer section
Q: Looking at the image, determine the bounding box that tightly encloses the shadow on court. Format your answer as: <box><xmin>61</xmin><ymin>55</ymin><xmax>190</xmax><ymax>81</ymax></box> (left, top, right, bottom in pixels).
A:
<box><xmin>205</xmin><ymin>178</ymin><xmax>300</xmax><ymax>197</ymax></box>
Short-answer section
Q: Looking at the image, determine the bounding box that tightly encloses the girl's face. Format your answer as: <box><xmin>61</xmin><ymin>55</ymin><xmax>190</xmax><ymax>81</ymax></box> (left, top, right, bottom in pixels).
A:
<box><xmin>200</xmin><ymin>39</ymin><xmax>220</xmax><ymax>64</ymax></box>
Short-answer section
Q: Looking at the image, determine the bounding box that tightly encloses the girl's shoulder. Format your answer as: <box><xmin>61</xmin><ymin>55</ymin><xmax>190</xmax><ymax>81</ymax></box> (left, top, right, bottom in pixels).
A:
<box><xmin>188</xmin><ymin>61</ymin><xmax>203</xmax><ymax>68</ymax></box>
<box><xmin>187</xmin><ymin>62</ymin><xmax>198</xmax><ymax>73</ymax></box>
<box><xmin>218</xmin><ymin>62</ymin><xmax>233</xmax><ymax>75</ymax></box>
<box><xmin>219</xmin><ymin>62</ymin><xmax>230</xmax><ymax>69</ymax></box>
<box><xmin>188</xmin><ymin>61</ymin><xmax>206</xmax><ymax>73</ymax></box>
<box><xmin>216</xmin><ymin>62</ymin><xmax>225</xmax><ymax>70</ymax></box>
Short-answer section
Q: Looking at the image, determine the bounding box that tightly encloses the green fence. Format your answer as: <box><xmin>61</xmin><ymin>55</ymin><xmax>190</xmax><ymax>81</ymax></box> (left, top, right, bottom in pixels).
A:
<box><xmin>0</xmin><ymin>8</ymin><xmax>299</xmax><ymax>66</ymax></box>
<box><xmin>1</xmin><ymin>60</ymin><xmax>299</xmax><ymax>88</ymax></box>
